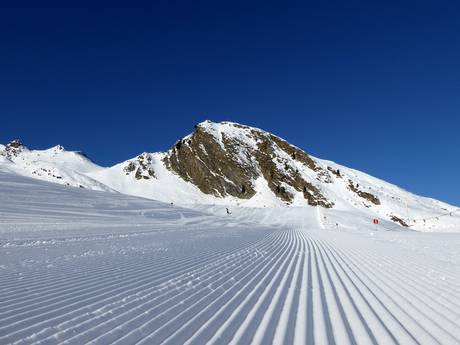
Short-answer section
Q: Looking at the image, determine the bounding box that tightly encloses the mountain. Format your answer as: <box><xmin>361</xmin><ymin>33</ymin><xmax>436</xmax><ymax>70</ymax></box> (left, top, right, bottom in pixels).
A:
<box><xmin>1</xmin><ymin>120</ymin><xmax>459</xmax><ymax>231</ymax></box>
<box><xmin>0</xmin><ymin>139</ymin><xmax>111</xmax><ymax>191</ymax></box>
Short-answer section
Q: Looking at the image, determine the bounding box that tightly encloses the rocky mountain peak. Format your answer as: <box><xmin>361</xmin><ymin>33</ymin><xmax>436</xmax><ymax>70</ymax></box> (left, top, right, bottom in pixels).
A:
<box><xmin>7</xmin><ymin>139</ymin><xmax>24</xmax><ymax>149</ymax></box>
<box><xmin>163</xmin><ymin>121</ymin><xmax>334</xmax><ymax>207</ymax></box>
<box><xmin>50</xmin><ymin>145</ymin><xmax>65</xmax><ymax>153</ymax></box>
<box><xmin>1</xmin><ymin>120</ymin><xmax>455</xmax><ymax>230</ymax></box>
<box><xmin>2</xmin><ymin>139</ymin><xmax>27</xmax><ymax>159</ymax></box>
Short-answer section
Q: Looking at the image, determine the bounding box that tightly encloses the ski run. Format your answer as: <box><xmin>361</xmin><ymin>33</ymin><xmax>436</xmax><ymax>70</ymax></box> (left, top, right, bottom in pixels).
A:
<box><xmin>1</xmin><ymin>171</ymin><xmax>460</xmax><ymax>344</ymax></box>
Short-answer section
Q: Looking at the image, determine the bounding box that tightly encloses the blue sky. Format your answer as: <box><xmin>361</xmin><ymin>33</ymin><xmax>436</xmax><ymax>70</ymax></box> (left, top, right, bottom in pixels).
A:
<box><xmin>1</xmin><ymin>1</ymin><xmax>459</xmax><ymax>205</ymax></box>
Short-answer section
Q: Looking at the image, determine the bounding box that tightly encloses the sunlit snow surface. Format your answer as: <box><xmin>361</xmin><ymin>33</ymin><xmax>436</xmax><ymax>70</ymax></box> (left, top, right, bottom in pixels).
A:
<box><xmin>1</xmin><ymin>172</ymin><xmax>460</xmax><ymax>345</ymax></box>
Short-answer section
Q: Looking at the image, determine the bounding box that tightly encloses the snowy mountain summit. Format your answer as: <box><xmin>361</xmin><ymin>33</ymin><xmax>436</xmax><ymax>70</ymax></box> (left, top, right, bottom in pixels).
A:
<box><xmin>163</xmin><ymin>121</ymin><xmax>334</xmax><ymax>207</ymax></box>
<box><xmin>1</xmin><ymin>120</ymin><xmax>459</xmax><ymax>231</ymax></box>
<box><xmin>0</xmin><ymin>139</ymin><xmax>110</xmax><ymax>191</ymax></box>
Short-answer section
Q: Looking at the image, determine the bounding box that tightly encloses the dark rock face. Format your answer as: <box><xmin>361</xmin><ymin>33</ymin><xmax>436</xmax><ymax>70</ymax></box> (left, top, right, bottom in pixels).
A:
<box><xmin>347</xmin><ymin>180</ymin><xmax>380</xmax><ymax>205</ymax></box>
<box><xmin>390</xmin><ymin>215</ymin><xmax>409</xmax><ymax>227</ymax></box>
<box><xmin>3</xmin><ymin>139</ymin><xmax>25</xmax><ymax>159</ymax></box>
<box><xmin>163</xmin><ymin>122</ymin><xmax>333</xmax><ymax>207</ymax></box>
<box><xmin>251</xmin><ymin>132</ymin><xmax>333</xmax><ymax>207</ymax></box>
<box><xmin>8</xmin><ymin>139</ymin><xmax>23</xmax><ymax>149</ymax></box>
<box><xmin>327</xmin><ymin>166</ymin><xmax>342</xmax><ymax>178</ymax></box>
<box><xmin>164</xmin><ymin>127</ymin><xmax>258</xmax><ymax>198</ymax></box>
<box><xmin>123</xmin><ymin>153</ymin><xmax>156</xmax><ymax>180</ymax></box>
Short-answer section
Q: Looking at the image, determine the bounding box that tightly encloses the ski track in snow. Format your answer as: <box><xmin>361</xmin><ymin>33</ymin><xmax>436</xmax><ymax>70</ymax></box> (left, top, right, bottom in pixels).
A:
<box><xmin>1</xmin><ymin>226</ymin><xmax>460</xmax><ymax>345</ymax></box>
<box><xmin>1</xmin><ymin>173</ymin><xmax>460</xmax><ymax>345</ymax></box>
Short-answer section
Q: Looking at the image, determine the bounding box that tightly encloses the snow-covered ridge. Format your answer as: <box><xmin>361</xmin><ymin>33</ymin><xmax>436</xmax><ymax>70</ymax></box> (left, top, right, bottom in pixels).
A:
<box><xmin>1</xmin><ymin>121</ymin><xmax>459</xmax><ymax>232</ymax></box>
<box><xmin>0</xmin><ymin>139</ymin><xmax>110</xmax><ymax>191</ymax></box>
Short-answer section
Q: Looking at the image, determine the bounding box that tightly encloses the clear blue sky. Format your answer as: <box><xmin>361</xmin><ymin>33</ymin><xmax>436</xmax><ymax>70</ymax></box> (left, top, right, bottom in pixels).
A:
<box><xmin>1</xmin><ymin>1</ymin><xmax>459</xmax><ymax>206</ymax></box>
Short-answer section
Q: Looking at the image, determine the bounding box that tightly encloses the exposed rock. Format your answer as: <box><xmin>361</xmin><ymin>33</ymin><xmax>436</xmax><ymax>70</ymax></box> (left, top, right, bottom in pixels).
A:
<box><xmin>8</xmin><ymin>139</ymin><xmax>23</xmax><ymax>149</ymax></box>
<box><xmin>253</xmin><ymin>135</ymin><xmax>333</xmax><ymax>207</ymax></box>
<box><xmin>135</xmin><ymin>168</ymin><xmax>143</xmax><ymax>180</ymax></box>
<box><xmin>327</xmin><ymin>166</ymin><xmax>342</xmax><ymax>178</ymax></box>
<box><xmin>163</xmin><ymin>122</ymin><xmax>333</xmax><ymax>207</ymax></box>
<box><xmin>2</xmin><ymin>139</ymin><xmax>25</xmax><ymax>159</ymax></box>
<box><xmin>266</xmin><ymin>134</ymin><xmax>332</xmax><ymax>183</ymax></box>
<box><xmin>302</xmin><ymin>182</ymin><xmax>334</xmax><ymax>208</ymax></box>
<box><xmin>164</xmin><ymin>126</ymin><xmax>257</xmax><ymax>198</ymax></box>
<box><xmin>348</xmin><ymin>180</ymin><xmax>380</xmax><ymax>205</ymax></box>
<box><xmin>390</xmin><ymin>215</ymin><xmax>409</xmax><ymax>227</ymax></box>
<box><xmin>49</xmin><ymin>145</ymin><xmax>65</xmax><ymax>153</ymax></box>
<box><xmin>124</xmin><ymin>153</ymin><xmax>156</xmax><ymax>180</ymax></box>
<box><xmin>124</xmin><ymin>162</ymin><xmax>136</xmax><ymax>174</ymax></box>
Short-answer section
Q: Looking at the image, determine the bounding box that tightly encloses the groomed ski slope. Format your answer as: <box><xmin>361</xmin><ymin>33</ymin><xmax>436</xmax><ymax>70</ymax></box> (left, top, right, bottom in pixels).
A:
<box><xmin>1</xmin><ymin>172</ymin><xmax>460</xmax><ymax>345</ymax></box>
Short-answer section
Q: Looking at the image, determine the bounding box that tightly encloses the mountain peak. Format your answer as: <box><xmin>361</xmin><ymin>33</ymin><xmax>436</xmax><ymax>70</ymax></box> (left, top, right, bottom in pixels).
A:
<box><xmin>196</xmin><ymin>120</ymin><xmax>257</xmax><ymax>133</ymax></box>
<box><xmin>2</xmin><ymin>139</ymin><xmax>28</xmax><ymax>159</ymax></box>
<box><xmin>7</xmin><ymin>139</ymin><xmax>25</xmax><ymax>149</ymax></box>
<box><xmin>163</xmin><ymin>120</ymin><xmax>334</xmax><ymax>207</ymax></box>
<box><xmin>48</xmin><ymin>145</ymin><xmax>65</xmax><ymax>152</ymax></box>
<box><xmin>1</xmin><ymin>121</ymin><xmax>458</xmax><ymax>231</ymax></box>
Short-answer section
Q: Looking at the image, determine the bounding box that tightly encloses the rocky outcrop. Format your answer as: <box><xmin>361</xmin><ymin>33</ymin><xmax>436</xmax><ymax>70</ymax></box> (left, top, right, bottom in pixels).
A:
<box><xmin>327</xmin><ymin>166</ymin><xmax>342</xmax><ymax>178</ymax></box>
<box><xmin>163</xmin><ymin>121</ymin><xmax>333</xmax><ymax>207</ymax></box>
<box><xmin>251</xmin><ymin>132</ymin><xmax>333</xmax><ymax>207</ymax></box>
<box><xmin>1</xmin><ymin>122</ymin><xmax>390</xmax><ymax>211</ymax></box>
<box><xmin>31</xmin><ymin>167</ymin><xmax>62</xmax><ymax>180</ymax></box>
<box><xmin>390</xmin><ymin>215</ymin><xmax>409</xmax><ymax>227</ymax></box>
<box><xmin>2</xmin><ymin>139</ymin><xmax>25</xmax><ymax>159</ymax></box>
<box><xmin>348</xmin><ymin>180</ymin><xmax>380</xmax><ymax>205</ymax></box>
<box><xmin>163</xmin><ymin>126</ymin><xmax>258</xmax><ymax>198</ymax></box>
<box><xmin>123</xmin><ymin>153</ymin><xmax>156</xmax><ymax>180</ymax></box>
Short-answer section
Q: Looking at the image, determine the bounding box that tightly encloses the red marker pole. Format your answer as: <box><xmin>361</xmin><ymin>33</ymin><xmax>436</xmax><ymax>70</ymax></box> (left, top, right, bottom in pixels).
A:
<box><xmin>373</xmin><ymin>218</ymin><xmax>378</xmax><ymax>231</ymax></box>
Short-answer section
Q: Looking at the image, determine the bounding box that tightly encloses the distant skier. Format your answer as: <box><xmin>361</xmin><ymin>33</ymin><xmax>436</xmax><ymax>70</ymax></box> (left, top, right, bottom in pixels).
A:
<box><xmin>226</xmin><ymin>208</ymin><xmax>231</xmax><ymax>215</ymax></box>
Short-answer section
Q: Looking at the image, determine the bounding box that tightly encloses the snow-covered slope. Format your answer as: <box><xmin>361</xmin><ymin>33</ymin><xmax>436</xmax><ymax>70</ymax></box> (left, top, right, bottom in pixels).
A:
<box><xmin>0</xmin><ymin>140</ymin><xmax>111</xmax><ymax>191</ymax></box>
<box><xmin>1</xmin><ymin>170</ymin><xmax>460</xmax><ymax>345</ymax></box>
<box><xmin>2</xmin><ymin>121</ymin><xmax>459</xmax><ymax>232</ymax></box>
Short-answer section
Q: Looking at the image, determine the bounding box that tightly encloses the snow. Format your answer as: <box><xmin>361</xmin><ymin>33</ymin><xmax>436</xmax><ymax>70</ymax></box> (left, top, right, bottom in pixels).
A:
<box><xmin>1</xmin><ymin>120</ymin><xmax>460</xmax><ymax>234</ymax></box>
<box><xmin>0</xmin><ymin>144</ymin><xmax>110</xmax><ymax>191</ymax></box>
<box><xmin>199</xmin><ymin>120</ymin><xmax>259</xmax><ymax>150</ymax></box>
<box><xmin>88</xmin><ymin>153</ymin><xmax>228</xmax><ymax>206</ymax></box>
<box><xmin>0</xmin><ymin>171</ymin><xmax>459</xmax><ymax>345</ymax></box>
